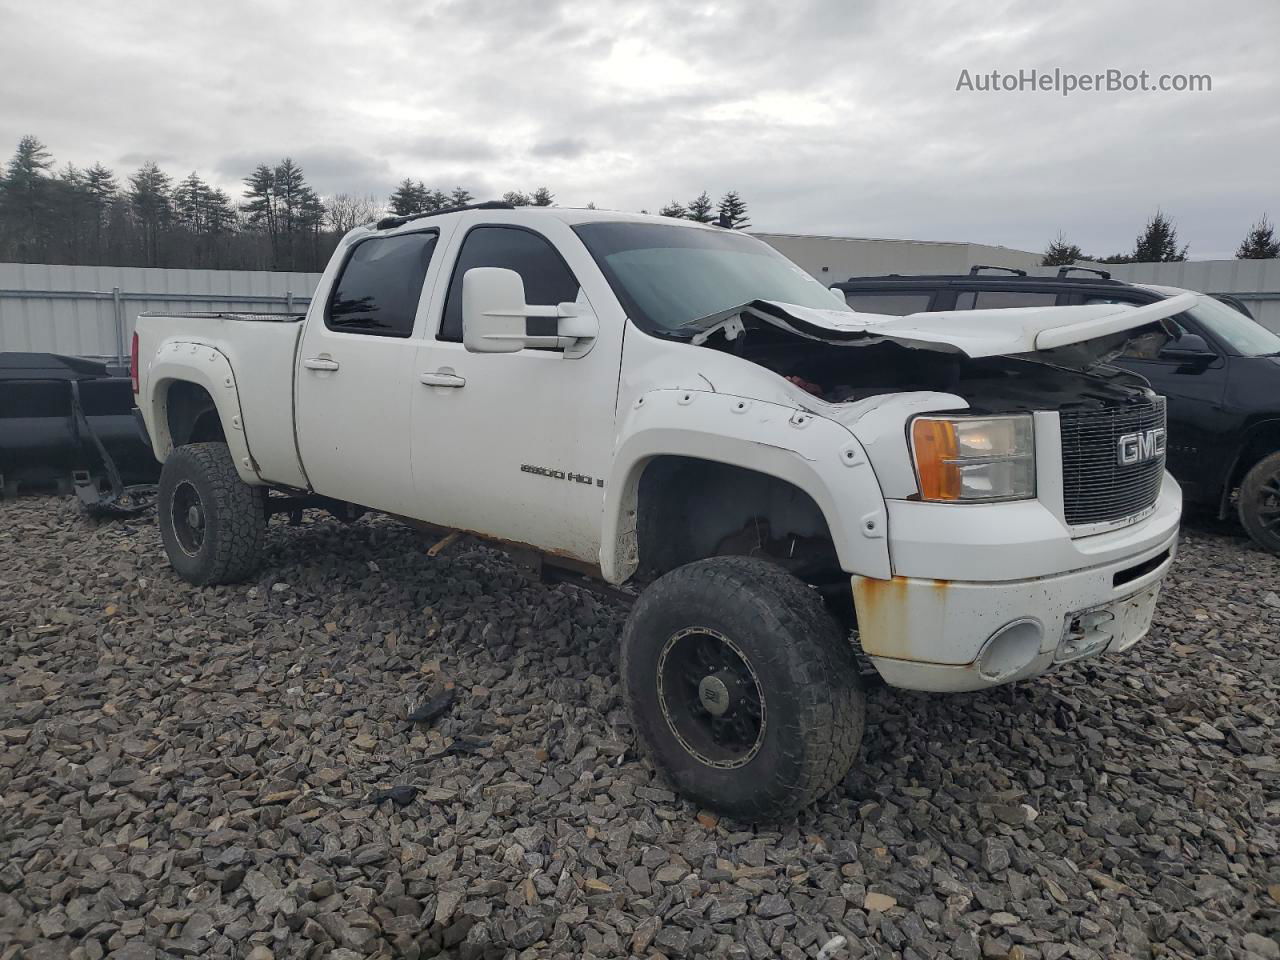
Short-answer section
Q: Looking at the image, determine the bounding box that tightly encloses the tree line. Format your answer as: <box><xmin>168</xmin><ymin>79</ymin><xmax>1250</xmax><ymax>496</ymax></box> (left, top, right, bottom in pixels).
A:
<box><xmin>0</xmin><ymin>135</ymin><xmax>757</xmax><ymax>273</ymax></box>
<box><xmin>13</xmin><ymin>134</ymin><xmax>1271</xmax><ymax>276</ymax></box>
<box><xmin>1042</xmin><ymin>209</ymin><xmax>1280</xmax><ymax>266</ymax></box>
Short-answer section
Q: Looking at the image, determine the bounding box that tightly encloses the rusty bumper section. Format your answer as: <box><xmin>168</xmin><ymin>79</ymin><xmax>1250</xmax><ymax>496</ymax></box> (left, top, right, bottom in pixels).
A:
<box><xmin>852</xmin><ymin>533</ymin><xmax>1177</xmax><ymax>693</ymax></box>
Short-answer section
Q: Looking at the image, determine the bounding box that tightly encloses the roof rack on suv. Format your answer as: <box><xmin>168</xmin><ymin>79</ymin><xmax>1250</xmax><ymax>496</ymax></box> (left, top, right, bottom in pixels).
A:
<box><xmin>968</xmin><ymin>265</ymin><xmax>1027</xmax><ymax>276</ymax></box>
<box><xmin>1056</xmin><ymin>266</ymin><xmax>1112</xmax><ymax>280</ymax></box>
<box><xmin>377</xmin><ymin>200</ymin><xmax>515</xmax><ymax>231</ymax></box>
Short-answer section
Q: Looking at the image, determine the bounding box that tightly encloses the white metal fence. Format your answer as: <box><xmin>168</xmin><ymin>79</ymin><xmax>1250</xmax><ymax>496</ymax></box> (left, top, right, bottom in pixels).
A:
<box><xmin>2</xmin><ymin>253</ymin><xmax>1278</xmax><ymax>360</ymax></box>
<box><xmin>0</xmin><ymin>262</ymin><xmax>323</xmax><ymax>360</ymax></box>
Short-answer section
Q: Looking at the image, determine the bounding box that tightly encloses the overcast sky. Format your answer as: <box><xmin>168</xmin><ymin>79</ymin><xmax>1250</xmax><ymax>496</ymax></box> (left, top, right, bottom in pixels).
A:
<box><xmin>2</xmin><ymin>0</ymin><xmax>1276</xmax><ymax>258</ymax></box>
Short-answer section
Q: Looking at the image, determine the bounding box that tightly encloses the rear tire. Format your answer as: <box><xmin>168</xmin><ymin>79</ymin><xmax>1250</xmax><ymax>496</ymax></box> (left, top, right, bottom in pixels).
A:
<box><xmin>1239</xmin><ymin>451</ymin><xmax>1280</xmax><ymax>555</ymax></box>
<box><xmin>158</xmin><ymin>442</ymin><xmax>266</xmax><ymax>585</ymax></box>
<box><xmin>621</xmin><ymin>556</ymin><xmax>865</xmax><ymax>821</ymax></box>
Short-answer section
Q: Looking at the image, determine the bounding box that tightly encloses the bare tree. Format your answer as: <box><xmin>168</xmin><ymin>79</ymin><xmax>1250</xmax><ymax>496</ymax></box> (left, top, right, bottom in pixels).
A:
<box><xmin>326</xmin><ymin>193</ymin><xmax>384</xmax><ymax>234</ymax></box>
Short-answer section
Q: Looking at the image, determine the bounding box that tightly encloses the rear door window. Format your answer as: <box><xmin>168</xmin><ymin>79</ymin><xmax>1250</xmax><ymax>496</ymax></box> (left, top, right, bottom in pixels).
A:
<box><xmin>326</xmin><ymin>231</ymin><xmax>438</xmax><ymax>337</ymax></box>
<box><xmin>955</xmin><ymin>291</ymin><xmax>1059</xmax><ymax>309</ymax></box>
<box><xmin>842</xmin><ymin>292</ymin><xmax>933</xmax><ymax>315</ymax></box>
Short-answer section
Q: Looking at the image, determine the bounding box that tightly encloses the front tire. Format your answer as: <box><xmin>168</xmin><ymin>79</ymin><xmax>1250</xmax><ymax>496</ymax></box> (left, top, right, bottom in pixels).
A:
<box><xmin>158</xmin><ymin>442</ymin><xmax>266</xmax><ymax>585</ymax></box>
<box><xmin>1239</xmin><ymin>451</ymin><xmax>1280</xmax><ymax>555</ymax></box>
<box><xmin>621</xmin><ymin>557</ymin><xmax>865</xmax><ymax>821</ymax></box>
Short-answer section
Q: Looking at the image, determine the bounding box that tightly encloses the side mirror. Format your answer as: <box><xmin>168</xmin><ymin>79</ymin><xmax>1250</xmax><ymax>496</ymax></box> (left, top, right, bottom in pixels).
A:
<box><xmin>462</xmin><ymin>267</ymin><xmax>597</xmax><ymax>356</ymax></box>
<box><xmin>1158</xmin><ymin>333</ymin><xmax>1215</xmax><ymax>363</ymax></box>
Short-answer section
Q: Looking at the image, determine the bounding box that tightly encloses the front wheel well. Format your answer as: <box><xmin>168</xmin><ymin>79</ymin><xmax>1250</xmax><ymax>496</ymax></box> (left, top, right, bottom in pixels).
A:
<box><xmin>635</xmin><ymin>456</ymin><xmax>842</xmax><ymax>585</ymax></box>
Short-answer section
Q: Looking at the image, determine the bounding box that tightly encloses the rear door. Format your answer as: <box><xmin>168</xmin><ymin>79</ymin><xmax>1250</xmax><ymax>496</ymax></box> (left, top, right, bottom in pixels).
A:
<box><xmin>294</xmin><ymin>228</ymin><xmax>444</xmax><ymax>514</ymax></box>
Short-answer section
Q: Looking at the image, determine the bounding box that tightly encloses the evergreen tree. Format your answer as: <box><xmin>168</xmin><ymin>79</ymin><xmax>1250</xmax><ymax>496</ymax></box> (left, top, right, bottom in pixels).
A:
<box><xmin>502</xmin><ymin>190</ymin><xmax>531</xmax><ymax>206</ymax></box>
<box><xmin>242</xmin><ymin>164</ymin><xmax>279</xmax><ymax>239</ymax></box>
<box><xmin>422</xmin><ymin>188</ymin><xmax>449</xmax><ymax>212</ymax></box>
<box><xmin>241</xmin><ymin>159</ymin><xmax>323</xmax><ymax>269</ymax></box>
<box><xmin>82</xmin><ymin>162</ymin><xmax>118</xmax><ymax>263</ymax></box>
<box><xmin>273</xmin><ymin>158</ymin><xmax>316</xmax><ymax>236</ymax></box>
<box><xmin>716</xmin><ymin>191</ymin><xmax>750</xmax><ymax>229</ymax></box>
<box><xmin>449</xmin><ymin>186</ymin><xmax>474</xmax><ymax>206</ymax></box>
<box><xmin>389</xmin><ymin>178</ymin><xmax>425</xmax><ymax>216</ymax></box>
<box><xmin>174</xmin><ymin>172</ymin><xmax>211</xmax><ymax>231</ymax></box>
<box><xmin>128</xmin><ymin>161</ymin><xmax>173</xmax><ymax>266</ymax></box>
<box><xmin>685</xmin><ymin>191</ymin><xmax>714</xmax><ymax>223</ymax></box>
<box><xmin>658</xmin><ymin>201</ymin><xmax>686</xmax><ymax>218</ymax></box>
<box><xmin>1236</xmin><ymin>215</ymin><xmax>1280</xmax><ymax>259</ymax></box>
<box><xmin>1042</xmin><ymin>232</ymin><xmax>1083</xmax><ymax>266</ymax></box>
<box><xmin>203</xmin><ymin>187</ymin><xmax>237</xmax><ymax>236</ymax></box>
<box><xmin>530</xmin><ymin>186</ymin><xmax>555</xmax><ymax>207</ymax></box>
<box><xmin>0</xmin><ymin>135</ymin><xmax>55</xmax><ymax>259</ymax></box>
<box><xmin>1131</xmin><ymin>209</ymin><xmax>1187</xmax><ymax>262</ymax></box>
<box><xmin>51</xmin><ymin>163</ymin><xmax>96</xmax><ymax>262</ymax></box>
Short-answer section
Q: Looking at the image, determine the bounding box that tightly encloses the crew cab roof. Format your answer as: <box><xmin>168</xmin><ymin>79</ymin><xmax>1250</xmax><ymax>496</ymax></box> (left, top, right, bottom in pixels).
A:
<box><xmin>372</xmin><ymin>202</ymin><xmax>711</xmax><ymax>234</ymax></box>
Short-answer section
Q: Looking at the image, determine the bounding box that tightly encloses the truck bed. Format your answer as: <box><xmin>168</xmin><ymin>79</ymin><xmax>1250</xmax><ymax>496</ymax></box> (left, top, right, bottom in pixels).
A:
<box><xmin>135</xmin><ymin>311</ymin><xmax>308</xmax><ymax>488</ymax></box>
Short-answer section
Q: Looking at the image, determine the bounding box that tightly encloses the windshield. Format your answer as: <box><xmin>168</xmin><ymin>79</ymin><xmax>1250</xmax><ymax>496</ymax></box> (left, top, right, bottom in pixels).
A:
<box><xmin>1186</xmin><ymin>295</ymin><xmax>1280</xmax><ymax>357</ymax></box>
<box><xmin>573</xmin><ymin>221</ymin><xmax>848</xmax><ymax>333</ymax></box>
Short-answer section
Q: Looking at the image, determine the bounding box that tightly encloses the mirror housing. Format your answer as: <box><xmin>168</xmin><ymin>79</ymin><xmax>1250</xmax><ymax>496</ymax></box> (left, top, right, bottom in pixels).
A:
<box><xmin>462</xmin><ymin>267</ymin><xmax>597</xmax><ymax>356</ymax></box>
<box><xmin>1158</xmin><ymin>332</ymin><xmax>1215</xmax><ymax>363</ymax></box>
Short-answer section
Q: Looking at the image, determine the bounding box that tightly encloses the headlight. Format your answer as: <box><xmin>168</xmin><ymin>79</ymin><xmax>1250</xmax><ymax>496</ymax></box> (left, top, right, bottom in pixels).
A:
<box><xmin>910</xmin><ymin>415</ymin><xmax>1035</xmax><ymax>502</ymax></box>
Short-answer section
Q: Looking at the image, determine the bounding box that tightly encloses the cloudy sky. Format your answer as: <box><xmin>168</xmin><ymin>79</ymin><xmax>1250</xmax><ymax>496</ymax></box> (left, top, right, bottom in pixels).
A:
<box><xmin>2</xmin><ymin>0</ymin><xmax>1276</xmax><ymax>258</ymax></box>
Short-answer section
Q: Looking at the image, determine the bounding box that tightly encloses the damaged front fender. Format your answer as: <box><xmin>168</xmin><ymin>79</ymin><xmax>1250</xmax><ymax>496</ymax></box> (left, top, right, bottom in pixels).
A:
<box><xmin>600</xmin><ymin>388</ymin><xmax>891</xmax><ymax>584</ymax></box>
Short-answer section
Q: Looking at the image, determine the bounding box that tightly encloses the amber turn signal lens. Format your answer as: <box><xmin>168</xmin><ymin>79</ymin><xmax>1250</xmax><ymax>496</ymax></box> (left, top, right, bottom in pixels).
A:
<box><xmin>912</xmin><ymin>419</ymin><xmax>961</xmax><ymax>500</ymax></box>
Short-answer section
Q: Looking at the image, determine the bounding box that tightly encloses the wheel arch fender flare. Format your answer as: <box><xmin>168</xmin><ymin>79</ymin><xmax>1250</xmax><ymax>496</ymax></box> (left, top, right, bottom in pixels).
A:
<box><xmin>1218</xmin><ymin>415</ymin><xmax>1280</xmax><ymax>517</ymax></box>
<box><xmin>599</xmin><ymin>389</ymin><xmax>891</xmax><ymax>583</ymax></box>
<box><xmin>145</xmin><ymin>340</ymin><xmax>260</xmax><ymax>485</ymax></box>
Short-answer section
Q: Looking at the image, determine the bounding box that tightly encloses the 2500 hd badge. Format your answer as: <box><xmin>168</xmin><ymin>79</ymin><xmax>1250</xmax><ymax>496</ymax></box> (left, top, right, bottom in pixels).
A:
<box><xmin>521</xmin><ymin>463</ymin><xmax>604</xmax><ymax>487</ymax></box>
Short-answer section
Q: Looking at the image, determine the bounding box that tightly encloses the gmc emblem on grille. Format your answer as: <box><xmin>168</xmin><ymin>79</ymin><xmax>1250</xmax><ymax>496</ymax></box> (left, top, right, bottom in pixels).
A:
<box><xmin>1117</xmin><ymin>428</ymin><xmax>1166</xmax><ymax>466</ymax></box>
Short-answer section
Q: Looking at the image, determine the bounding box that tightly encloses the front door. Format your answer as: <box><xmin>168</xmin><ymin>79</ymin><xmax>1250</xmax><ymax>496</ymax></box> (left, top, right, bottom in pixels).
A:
<box><xmin>295</xmin><ymin>229</ymin><xmax>441</xmax><ymax>515</ymax></box>
<box><xmin>410</xmin><ymin>219</ymin><xmax>624</xmax><ymax>564</ymax></box>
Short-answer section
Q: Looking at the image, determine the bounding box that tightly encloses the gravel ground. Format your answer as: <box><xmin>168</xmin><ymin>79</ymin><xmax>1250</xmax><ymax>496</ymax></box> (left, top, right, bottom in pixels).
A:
<box><xmin>1</xmin><ymin>496</ymin><xmax>1277</xmax><ymax>960</ymax></box>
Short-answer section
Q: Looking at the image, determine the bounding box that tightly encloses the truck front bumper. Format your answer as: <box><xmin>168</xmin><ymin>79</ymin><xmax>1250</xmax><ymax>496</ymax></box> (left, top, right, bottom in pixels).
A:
<box><xmin>853</xmin><ymin>518</ymin><xmax>1179</xmax><ymax>693</ymax></box>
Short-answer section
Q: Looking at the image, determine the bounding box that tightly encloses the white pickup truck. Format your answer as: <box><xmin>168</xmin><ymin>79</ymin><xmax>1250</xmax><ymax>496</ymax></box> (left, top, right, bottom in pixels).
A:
<box><xmin>133</xmin><ymin>203</ymin><xmax>1187</xmax><ymax>818</ymax></box>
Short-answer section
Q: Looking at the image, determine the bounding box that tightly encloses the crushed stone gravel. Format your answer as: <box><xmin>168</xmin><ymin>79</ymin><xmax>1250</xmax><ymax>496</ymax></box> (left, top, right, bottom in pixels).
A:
<box><xmin>1</xmin><ymin>496</ymin><xmax>1277</xmax><ymax>960</ymax></box>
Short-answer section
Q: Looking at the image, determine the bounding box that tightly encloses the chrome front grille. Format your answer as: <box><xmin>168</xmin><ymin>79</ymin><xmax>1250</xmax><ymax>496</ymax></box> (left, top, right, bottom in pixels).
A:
<box><xmin>1060</xmin><ymin>397</ymin><xmax>1167</xmax><ymax>529</ymax></box>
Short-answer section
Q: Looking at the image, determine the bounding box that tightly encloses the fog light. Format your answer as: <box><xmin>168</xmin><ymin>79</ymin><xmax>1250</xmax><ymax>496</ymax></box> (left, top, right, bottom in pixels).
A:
<box><xmin>978</xmin><ymin>619</ymin><xmax>1043</xmax><ymax>682</ymax></box>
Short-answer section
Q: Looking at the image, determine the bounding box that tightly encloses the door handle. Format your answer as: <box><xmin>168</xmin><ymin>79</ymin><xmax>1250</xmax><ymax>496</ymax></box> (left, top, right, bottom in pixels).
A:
<box><xmin>303</xmin><ymin>357</ymin><xmax>340</xmax><ymax>372</ymax></box>
<box><xmin>419</xmin><ymin>371</ymin><xmax>466</xmax><ymax>388</ymax></box>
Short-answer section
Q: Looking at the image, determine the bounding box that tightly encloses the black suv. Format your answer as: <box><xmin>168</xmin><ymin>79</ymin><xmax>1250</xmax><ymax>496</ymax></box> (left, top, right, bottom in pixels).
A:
<box><xmin>833</xmin><ymin>267</ymin><xmax>1280</xmax><ymax>554</ymax></box>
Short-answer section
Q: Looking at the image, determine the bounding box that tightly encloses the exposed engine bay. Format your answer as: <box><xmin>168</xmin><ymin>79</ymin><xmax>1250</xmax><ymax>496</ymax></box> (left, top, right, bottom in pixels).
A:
<box><xmin>693</xmin><ymin>319</ymin><xmax>1163</xmax><ymax>414</ymax></box>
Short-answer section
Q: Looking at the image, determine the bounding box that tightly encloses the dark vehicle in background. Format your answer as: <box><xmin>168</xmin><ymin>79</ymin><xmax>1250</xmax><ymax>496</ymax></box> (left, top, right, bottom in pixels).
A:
<box><xmin>833</xmin><ymin>268</ymin><xmax>1280</xmax><ymax>554</ymax></box>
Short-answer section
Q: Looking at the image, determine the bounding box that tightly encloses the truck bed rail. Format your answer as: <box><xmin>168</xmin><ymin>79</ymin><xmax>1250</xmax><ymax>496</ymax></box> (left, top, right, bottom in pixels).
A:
<box><xmin>137</xmin><ymin>312</ymin><xmax>306</xmax><ymax>322</ymax></box>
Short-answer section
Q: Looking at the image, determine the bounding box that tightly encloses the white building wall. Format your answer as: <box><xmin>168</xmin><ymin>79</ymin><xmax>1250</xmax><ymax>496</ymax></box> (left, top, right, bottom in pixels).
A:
<box><xmin>755</xmin><ymin>233</ymin><xmax>1045</xmax><ymax>282</ymax></box>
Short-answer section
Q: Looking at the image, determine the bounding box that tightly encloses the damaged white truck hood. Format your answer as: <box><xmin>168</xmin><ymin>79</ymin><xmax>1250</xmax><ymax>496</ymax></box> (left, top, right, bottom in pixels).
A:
<box><xmin>740</xmin><ymin>292</ymin><xmax>1198</xmax><ymax>359</ymax></box>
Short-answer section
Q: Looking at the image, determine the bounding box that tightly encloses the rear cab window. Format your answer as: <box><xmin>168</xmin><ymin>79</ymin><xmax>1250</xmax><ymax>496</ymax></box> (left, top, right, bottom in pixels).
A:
<box><xmin>326</xmin><ymin>231</ymin><xmax>438</xmax><ymax>337</ymax></box>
